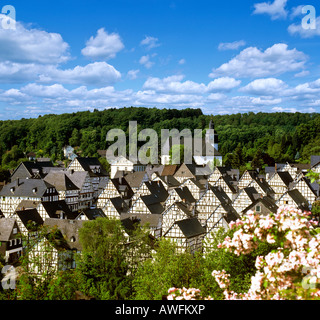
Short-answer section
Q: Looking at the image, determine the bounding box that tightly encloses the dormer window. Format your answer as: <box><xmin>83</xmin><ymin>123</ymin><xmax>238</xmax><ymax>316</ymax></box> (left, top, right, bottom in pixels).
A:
<box><xmin>10</xmin><ymin>187</ymin><xmax>15</xmax><ymax>193</ymax></box>
<box><xmin>32</xmin><ymin>187</ymin><xmax>37</xmax><ymax>193</ymax></box>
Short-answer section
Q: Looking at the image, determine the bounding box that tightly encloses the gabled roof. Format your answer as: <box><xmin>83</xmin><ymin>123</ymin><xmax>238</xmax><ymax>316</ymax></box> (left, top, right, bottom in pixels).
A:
<box><xmin>276</xmin><ymin>171</ymin><xmax>294</xmax><ymax>187</ymax></box>
<box><xmin>124</xmin><ymin>171</ymin><xmax>148</xmax><ymax>189</ymax></box>
<box><xmin>243</xmin><ymin>196</ymin><xmax>278</xmax><ymax>215</ymax></box>
<box><xmin>286</xmin><ymin>189</ymin><xmax>310</xmax><ymax>211</ymax></box>
<box><xmin>80</xmin><ymin>208</ymin><xmax>106</xmax><ymax>220</ymax></box>
<box><xmin>175</xmin><ymin>218</ymin><xmax>205</xmax><ymax>238</ymax></box>
<box><xmin>109</xmin><ymin>197</ymin><xmax>129</xmax><ymax>214</ymax></box>
<box><xmin>44</xmin><ymin>171</ymin><xmax>79</xmax><ymax>191</ymax></box>
<box><xmin>11</xmin><ymin>161</ymin><xmax>55</xmax><ymax>180</ymax></box>
<box><xmin>70</xmin><ymin>157</ymin><xmax>108</xmax><ymax>176</ymax></box>
<box><xmin>157</xmin><ymin>175</ymin><xmax>181</xmax><ymax>188</ymax></box>
<box><xmin>65</xmin><ymin>170</ymin><xmax>91</xmax><ymax>190</ymax></box>
<box><xmin>0</xmin><ymin>179</ymin><xmax>57</xmax><ymax>198</ymax></box>
<box><xmin>0</xmin><ymin>218</ymin><xmax>19</xmax><ymax>241</ymax></box>
<box><xmin>15</xmin><ymin>208</ymin><xmax>44</xmax><ymax>230</ymax></box>
<box><xmin>144</xmin><ymin>180</ymin><xmax>168</xmax><ymax>202</ymax></box>
<box><xmin>140</xmin><ymin>194</ymin><xmax>167</xmax><ymax>214</ymax></box>
<box><xmin>243</xmin><ymin>187</ymin><xmax>261</xmax><ymax>202</ymax></box>
<box><xmin>174</xmin><ymin>186</ymin><xmax>196</xmax><ymax>204</ymax></box>
<box><xmin>120</xmin><ymin>213</ymin><xmax>162</xmax><ymax>229</ymax></box>
<box><xmin>161</xmin><ymin>165</ymin><xmax>178</xmax><ymax>176</ymax></box>
<box><xmin>210</xmin><ymin>186</ymin><xmax>232</xmax><ymax>204</ymax></box>
<box><xmin>41</xmin><ymin>200</ymin><xmax>77</xmax><ymax>219</ymax></box>
<box><xmin>44</xmin><ymin>218</ymin><xmax>84</xmax><ymax>251</ymax></box>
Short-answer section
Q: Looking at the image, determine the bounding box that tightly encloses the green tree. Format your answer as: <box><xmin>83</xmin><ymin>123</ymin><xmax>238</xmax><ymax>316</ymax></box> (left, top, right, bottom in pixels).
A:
<box><xmin>76</xmin><ymin>218</ymin><xmax>132</xmax><ymax>300</ymax></box>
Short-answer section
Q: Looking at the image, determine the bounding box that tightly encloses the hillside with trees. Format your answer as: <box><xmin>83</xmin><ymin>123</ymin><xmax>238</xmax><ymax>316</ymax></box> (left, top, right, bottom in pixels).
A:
<box><xmin>0</xmin><ymin>107</ymin><xmax>319</xmax><ymax>176</ymax></box>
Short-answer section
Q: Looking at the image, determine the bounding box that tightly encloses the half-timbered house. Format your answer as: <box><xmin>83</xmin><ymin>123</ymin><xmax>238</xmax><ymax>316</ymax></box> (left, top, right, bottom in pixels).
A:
<box><xmin>163</xmin><ymin>218</ymin><xmax>205</xmax><ymax>254</ymax></box>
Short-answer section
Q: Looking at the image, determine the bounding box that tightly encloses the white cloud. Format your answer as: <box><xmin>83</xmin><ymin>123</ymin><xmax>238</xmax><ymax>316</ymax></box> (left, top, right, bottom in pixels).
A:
<box><xmin>288</xmin><ymin>17</ymin><xmax>320</xmax><ymax>38</ymax></box>
<box><xmin>140</xmin><ymin>36</ymin><xmax>160</xmax><ymax>50</ymax></box>
<box><xmin>139</xmin><ymin>55</ymin><xmax>155</xmax><ymax>69</ymax></box>
<box><xmin>143</xmin><ymin>75</ymin><xmax>207</xmax><ymax>94</ymax></box>
<box><xmin>207</xmin><ymin>77</ymin><xmax>241</xmax><ymax>92</ymax></box>
<box><xmin>127</xmin><ymin>69</ymin><xmax>140</xmax><ymax>80</ymax></box>
<box><xmin>142</xmin><ymin>75</ymin><xmax>240</xmax><ymax>95</ymax></box>
<box><xmin>240</xmin><ymin>78</ymin><xmax>288</xmax><ymax>95</ymax></box>
<box><xmin>209</xmin><ymin>43</ymin><xmax>307</xmax><ymax>78</ymax></box>
<box><xmin>39</xmin><ymin>62</ymin><xmax>121</xmax><ymax>85</ymax></box>
<box><xmin>21</xmin><ymin>83</ymin><xmax>69</xmax><ymax>98</ymax></box>
<box><xmin>0</xmin><ymin>21</ymin><xmax>70</xmax><ymax>64</ymax></box>
<box><xmin>294</xmin><ymin>70</ymin><xmax>310</xmax><ymax>78</ymax></box>
<box><xmin>178</xmin><ymin>58</ymin><xmax>186</xmax><ymax>65</ymax></box>
<box><xmin>81</xmin><ymin>28</ymin><xmax>124</xmax><ymax>60</ymax></box>
<box><xmin>253</xmin><ymin>0</ymin><xmax>288</xmax><ymax>20</ymax></box>
<box><xmin>218</xmin><ymin>40</ymin><xmax>246</xmax><ymax>51</ymax></box>
<box><xmin>290</xmin><ymin>5</ymin><xmax>304</xmax><ymax>19</ymax></box>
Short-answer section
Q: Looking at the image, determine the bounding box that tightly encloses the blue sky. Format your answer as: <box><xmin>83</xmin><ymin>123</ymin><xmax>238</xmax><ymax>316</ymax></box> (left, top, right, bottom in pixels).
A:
<box><xmin>0</xmin><ymin>0</ymin><xmax>320</xmax><ymax>120</ymax></box>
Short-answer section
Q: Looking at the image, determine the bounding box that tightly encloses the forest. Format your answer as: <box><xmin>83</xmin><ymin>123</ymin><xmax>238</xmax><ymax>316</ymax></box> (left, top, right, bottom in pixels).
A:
<box><xmin>0</xmin><ymin>107</ymin><xmax>319</xmax><ymax>177</ymax></box>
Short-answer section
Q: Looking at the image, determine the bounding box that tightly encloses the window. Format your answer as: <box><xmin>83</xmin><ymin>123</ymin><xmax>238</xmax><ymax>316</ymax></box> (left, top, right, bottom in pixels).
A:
<box><xmin>13</xmin><ymin>228</ymin><xmax>17</xmax><ymax>234</ymax></box>
<box><xmin>256</xmin><ymin>205</ymin><xmax>261</xmax><ymax>212</ymax></box>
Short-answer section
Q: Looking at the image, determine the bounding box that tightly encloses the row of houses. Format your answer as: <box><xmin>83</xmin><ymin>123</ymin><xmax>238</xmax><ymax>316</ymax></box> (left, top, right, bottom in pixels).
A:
<box><xmin>0</xmin><ymin>153</ymin><xmax>319</xmax><ymax>275</ymax></box>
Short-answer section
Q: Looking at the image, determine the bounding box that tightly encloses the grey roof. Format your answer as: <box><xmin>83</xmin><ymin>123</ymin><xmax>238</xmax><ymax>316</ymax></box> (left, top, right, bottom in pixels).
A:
<box><xmin>72</xmin><ymin>157</ymin><xmax>108</xmax><ymax>177</ymax></box>
<box><xmin>277</xmin><ymin>171</ymin><xmax>294</xmax><ymax>187</ymax></box>
<box><xmin>44</xmin><ymin>171</ymin><xmax>79</xmax><ymax>191</ymax></box>
<box><xmin>175</xmin><ymin>201</ymin><xmax>197</xmax><ymax>217</ymax></box>
<box><xmin>44</xmin><ymin>218</ymin><xmax>84</xmax><ymax>251</ymax></box>
<box><xmin>124</xmin><ymin>171</ymin><xmax>148</xmax><ymax>189</ymax></box>
<box><xmin>157</xmin><ymin>175</ymin><xmax>181</xmax><ymax>188</ymax></box>
<box><xmin>120</xmin><ymin>213</ymin><xmax>162</xmax><ymax>228</ymax></box>
<box><xmin>174</xmin><ymin>186</ymin><xmax>196</xmax><ymax>204</ymax></box>
<box><xmin>243</xmin><ymin>196</ymin><xmax>279</xmax><ymax>214</ymax></box>
<box><xmin>143</xmin><ymin>180</ymin><xmax>169</xmax><ymax>202</ymax></box>
<box><xmin>109</xmin><ymin>197</ymin><xmax>129</xmax><ymax>214</ymax></box>
<box><xmin>0</xmin><ymin>179</ymin><xmax>57</xmax><ymax>198</ymax></box>
<box><xmin>11</xmin><ymin>161</ymin><xmax>55</xmax><ymax>180</ymax></box>
<box><xmin>311</xmin><ymin>155</ymin><xmax>320</xmax><ymax>168</ymax></box>
<box><xmin>210</xmin><ymin>186</ymin><xmax>232</xmax><ymax>205</ymax></box>
<box><xmin>15</xmin><ymin>208</ymin><xmax>44</xmax><ymax>229</ymax></box>
<box><xmin>141</xmin><ymin>194</ymin><xmax>166</xmax><ymax>214</ymax></box>
<box><xmin>41</xmin><ymin>200</ymin><xmax>77</xmax><ymax>219</ymax></box>
<box><xmin>286</xmin><ymin>189</ymin><xmax>310</xmax><ymax>211</ymax></box>
<box><xmin>80</xmin><ymin>208</ymin><xmax>106</xmax><ymax>220</ymax></box>
<box><xmin>0</xmin><ymin>218</ymin><xmax>18</xmax><ymax>241</ymax></box>
<box><xmin>243</xmin><ymin>187</ymin><xmax>261</xmax><ymax>202</ymax></box>
<box><xmin>175</xmin><ymin>218</ymin><xmax>205</xmax><ymax>238</ymax></box>
<box><xmin>65</xmin><ymin>170</ymin><xmax>90</xmax><ymax>189</ymax></box>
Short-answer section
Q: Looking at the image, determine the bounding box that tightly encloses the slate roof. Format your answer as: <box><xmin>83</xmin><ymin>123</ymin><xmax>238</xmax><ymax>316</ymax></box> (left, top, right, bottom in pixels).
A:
<box><xmin>124</xmin><ymin>171</ymin><xmax>148</xmax><ymax>189</ymax></box>
<box><xmin>286</xmin><ymin>189</ymin><xmax>310</xmax><ymax>211</ymax></box>
<box><xmin>11</xmin><ymin>161</ymin><xmax>55</xmax><ymax>180</ymax></box>
<box><xmin>44</xmin><ymin>218</ymin><xmax>84</xmax><ymax>251</ymax></box>
<box><xmin>0</xmin><ymin>218</ymin><xmax>18</xmax><ymax>241</ymax></box>
<box><xmin>44</xmin><ymin>171</ymin><xmax>79</xmax><ymax>191</ymax></box>
<box><xmin>277</xmin><ymin>171</ymin><xmax>294</xmax><ymax>187</ymax></box>
<box><xmin>120</xmin><ymin>213</ymin><xmax>162</xmax><ymax>229</ymax></box>
<box><xmin>0</xmin><ymin>179</ymin><xmax>57</xmax><ymax>198</ymax></box>
<box><xmin>80</xmin><ymin>208</ymin><xmax>106</xmax><ymax>220</ymax></box>
<box><xmin>109</xmin><ymin>197</ymin><xmax>129</xmax><ymax>214</ymax></box>
<box><xmin>15</xmin><ymin>208</ymin><xmax>44</xmax><ymax>230</ymax></box>
<box><xmin>65</xmin><ymin>171</ymin><xmax>90</xmax><ymax>190</ymax></box>
<box><xmin>72</xmin><ymin>157</ymin><xmax>108</xmax><ymax>177</ymax></box>
<box><xmin>243</xmin><ymin>196</ymin><xmax>279</xmax><ymax>214</ymax></box>
<box><xmin>41</xmin><ymin>200</ymin><xmax>77</xmax><ymax>219</ymax></box>
<box><xmin>175</xmin><ymin>218</ymin><xmax>205</xmax><ymax>238</ymax></box>
<box><xmin>174</xmin><ymin>186</ymin><xmax>196</xmax><ymax>204</ymax></box>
